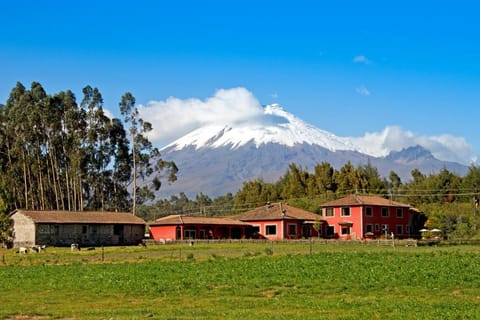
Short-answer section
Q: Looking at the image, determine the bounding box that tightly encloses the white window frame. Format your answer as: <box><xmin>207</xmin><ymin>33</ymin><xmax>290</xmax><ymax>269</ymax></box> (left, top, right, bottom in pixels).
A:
<box><xmin>381</xmin><ymin>207</ymin><xmax>390</xmax><ymax>217</ymax></box>
<box><xmin>265</xmin><ymin>224</ymin><xmax>277</xmax><ymax>236</ymax></box>
<box><xmin>366</xmin><ymin>224</ymin><xmax>373</xmax><ymax>233</ymax></box>
<box><xmin>365</xmin><ymin>207</ymin><xmax>373</xmax><ymax>217</ymax></box>
<box><xmin>325</xmin><ymin>207</ymin><xmax>334</xmax><ymax>217</ymax></box>
<box><xmin>341</xmin><ymin>207</ymin><xmax>351</xmax><ymax>217</ymax></box>
<box><xmin>396</xmin><ymin>208</ymin><xmax>403</xmax><ymax>218</ymax></box>
<box><xmin>341</xmin><ymin>225</ymin><xmax>350</xmax><ymax>235</ymax></box>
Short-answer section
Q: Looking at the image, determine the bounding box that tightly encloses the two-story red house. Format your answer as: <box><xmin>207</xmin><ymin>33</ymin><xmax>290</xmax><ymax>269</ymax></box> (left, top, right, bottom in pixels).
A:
<box><xmin>232</xmin><ymin>202</ymin><xmax>323</xmax><ymax>240</ymax></box>
<box><xmin>319</xmin><ymin>195</ymin><xmax>412</xmax><ymax>240</ymax></box>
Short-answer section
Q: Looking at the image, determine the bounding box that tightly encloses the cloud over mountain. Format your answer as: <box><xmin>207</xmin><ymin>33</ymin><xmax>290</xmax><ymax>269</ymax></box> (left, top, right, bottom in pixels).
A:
<box><xmin>138</xmin><ymin>87</ymin><xmax>474</xmax><ymax>165</ymax></box>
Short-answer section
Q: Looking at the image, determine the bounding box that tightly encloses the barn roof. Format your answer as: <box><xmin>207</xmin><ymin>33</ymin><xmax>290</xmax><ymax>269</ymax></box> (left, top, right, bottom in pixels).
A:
<box><xmin>149</xmin><ymin>215</ymin><xmax>251</xmax><ymax>226</ymax></box>
<box><xmin>320</xmin><ymin>195</ymin><xmax>410</xmax><ymax>208</ymax></box>
<box><xmin>231</xmin><ymin>202</ymin><xmax>322</xmax><ymax>222</ymax></box>
<box><xmin>11</xmin><ymin>210</ymin><xmax>146</xmax><ymax>225</ymax></box>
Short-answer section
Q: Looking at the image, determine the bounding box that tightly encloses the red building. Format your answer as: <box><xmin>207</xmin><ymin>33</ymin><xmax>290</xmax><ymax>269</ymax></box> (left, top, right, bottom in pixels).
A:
<box><xmin>232</xmin><ymin>202</ymin><xmax>323</xmax><ymax>240</ymax></box>
<box><xmin>149</xmin><ymin>215</ymin><xmax>252</xmax><ymax>241</ymax></box>
<box><xmin>319</xmin><ymin>195</ymin><xmax>412</xmax><ymax>240</ymax></box>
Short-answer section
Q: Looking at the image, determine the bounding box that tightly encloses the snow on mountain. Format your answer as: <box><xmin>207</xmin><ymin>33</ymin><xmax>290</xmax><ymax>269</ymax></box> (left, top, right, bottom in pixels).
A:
<box><xmin>152</xmin><ymin>102</ymin><xmax>470</xmax><ymax>199</ymax></box>
<box><xmin>164</xmin><ymin>104</ymin><xmax>367</xmax><ymax>155</ymax></box>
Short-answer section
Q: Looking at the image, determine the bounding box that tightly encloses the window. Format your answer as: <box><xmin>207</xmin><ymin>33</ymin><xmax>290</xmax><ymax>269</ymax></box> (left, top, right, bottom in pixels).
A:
<box><xmin>252</xmin><ymin>225</ymin><xmax>260</xmax><ymax>234</ymax></box>
<box><xmin>366</xmin><ymin>224</ymin><xmax>373</xmax><ymax>233</ymax></box>
<box><xmin>396</xmin><ymin>225</ymin><xmax>403</xmax><ymax>234</ymax></box>
<box><xmin>381</xmin><ymin>207</ymin><xmax>389</xmax><ymax>217</ymax></box>
<box><xmin>341</xmin><ymin>226</ymin><xmax>350</xmax><ymax>235</ymax></box>
<box><xmin>265</xmin><ymin>225</ymin><xmax>277</xmax><ymax>235</ymax></box>
<box><xmin>375</xmin><ymin>224</ymin><xmax>380</xmax><ymax>231</ymax></box>
<box><xmin>82</xmin><ymin>225</ymin><xmax>88</xmax><ymax>234</ymax></box>
<box><xmin>365</xmin><ymin>207</ymin><xmax>373</xmax><ymax>217</ymax></box>
<box><xmin>341</xmin><ymin>207</ymin><xmax>351</xmax><ymax>217</ymax></box>
<box><xmin>287</xmin><ymin>224</ymin><xmax>297</xmax><ymax>236</ymax></box>
<box><xmin>325</xmin><ymin>207</ymin><xmax>334</xmax><ymax>217</ymax></box>
<box><xmin>396</xmin><ymin>208</ymin><xmax>403</xmax><ymax>218</ymax></box>
<box><xmin>184</xmin><ymin>230</ymin><xmax>196</xmax><ymax>239</ymax></box>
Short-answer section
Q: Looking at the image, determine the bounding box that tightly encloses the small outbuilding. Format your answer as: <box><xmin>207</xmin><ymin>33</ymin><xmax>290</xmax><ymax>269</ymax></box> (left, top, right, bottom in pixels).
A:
<box><xmin>10</xmin><ymin>209</ymin><xmax>146</xmax><ymax>247</ymax></box>
<box><xmin>149</xmin><ymin>215</ymin><xmax>253</xmax><ymax>241</ymax></box>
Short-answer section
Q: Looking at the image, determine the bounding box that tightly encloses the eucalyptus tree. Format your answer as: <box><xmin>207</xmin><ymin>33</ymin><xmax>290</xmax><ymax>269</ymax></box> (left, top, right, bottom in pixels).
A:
<box><xmin>108</xmin><ymin>118</ymin><xmax>131</xmax><ymax>211</ymax></box>
<box><xmin>53</xmin><ymin>90</ymin><xmax>86</xmax><ymax>211</ymax></box>
<box><xmin>119</xmin><ymin>92</ymin><xmax>177</xmax><ymax>215</ymax></box>
<box><xmin>81</xmin><ymin>86</ymin><xmax>112</xmax><ymax>210</ymax></box>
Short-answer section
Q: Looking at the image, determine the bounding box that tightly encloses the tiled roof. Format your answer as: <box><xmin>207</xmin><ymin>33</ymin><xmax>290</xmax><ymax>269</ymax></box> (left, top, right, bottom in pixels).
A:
<box><xmin>12</xmin><ymin>210</ymin><xmax>146</xmax><ymax>225</ymax></box>
<box><xmin>149</xmin><ymin>215</ymin><xmax>251</xmax><ymax>226</ymax></box>
<box><xmin>232</xmin><ymin>202</ymin><xmax>323</xmax><ymax>222</ymax></box>
<box><xmin>320</xmin><ymin>195</ymin><xmax>410</xmax><ymax>208</ymax></box>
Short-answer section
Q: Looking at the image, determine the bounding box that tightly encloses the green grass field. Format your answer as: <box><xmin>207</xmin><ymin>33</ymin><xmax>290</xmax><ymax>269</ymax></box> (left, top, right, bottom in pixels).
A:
<box><xmin>1</xmin><ymin>242</ymin><xmax>480</xmax><ymax>319</ymax></box>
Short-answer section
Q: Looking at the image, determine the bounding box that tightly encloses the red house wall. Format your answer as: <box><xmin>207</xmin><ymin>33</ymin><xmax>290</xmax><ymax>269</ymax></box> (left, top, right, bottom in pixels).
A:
<box><xmin>363</xmin><ymin>206</ymin><xmax>410</xmax><ymax>239</ymax></box>
<box><xmin>150</xmin><ymin>225</ymin><xmax>177</xmax><ymax>241</ymax></box>
<box><xmin>323</xmin><ymin>205</ymin><xmax>411</xmax><ymax>239</ymax></box>
<box><xmin>246</xmin><ymin>219</ymin><xmax>318</xmax><ymax>240</ymax></box>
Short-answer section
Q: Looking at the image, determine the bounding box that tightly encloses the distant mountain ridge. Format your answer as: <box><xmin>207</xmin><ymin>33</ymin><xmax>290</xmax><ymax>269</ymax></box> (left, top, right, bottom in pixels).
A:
<box><xmin>151</xmin><ymin>105</ymin><xmax>469</xmax><ymax>199</ymax></box>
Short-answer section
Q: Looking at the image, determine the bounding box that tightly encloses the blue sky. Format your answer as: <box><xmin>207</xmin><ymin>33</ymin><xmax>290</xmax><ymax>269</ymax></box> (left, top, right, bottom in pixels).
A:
<box><xmin>1</xmin><ymin>0</ymin><xmax>479</xmax><ymax>164</ymax></box>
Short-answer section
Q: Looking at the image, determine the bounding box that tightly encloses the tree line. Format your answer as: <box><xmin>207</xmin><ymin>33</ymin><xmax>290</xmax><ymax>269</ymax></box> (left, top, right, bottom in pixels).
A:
<box><xmin>0</xmin><ymin>81</ymin><xmax>177</xmax><ymax>220</ymax></box>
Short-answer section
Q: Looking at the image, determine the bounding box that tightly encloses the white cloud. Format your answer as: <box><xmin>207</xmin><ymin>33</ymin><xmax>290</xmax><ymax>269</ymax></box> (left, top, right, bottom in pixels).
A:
<box><xmin>355</xmin><ymin>85</ymin><xmax>371</xmax><ymax>96</ymax></box>
<box><xmin>137</xmin><ymin>87</ymin><xmax>264</xmax><ymax>146</ymax></box>
<box><xmin>353</xmin><ymin>55</ymin><xmax>371</xmax><ymax>64</ymax></box>
<box><xmin>350</xmin><ymin>126</ymin><xmax>474</xmax><ymax>165</ymax></box>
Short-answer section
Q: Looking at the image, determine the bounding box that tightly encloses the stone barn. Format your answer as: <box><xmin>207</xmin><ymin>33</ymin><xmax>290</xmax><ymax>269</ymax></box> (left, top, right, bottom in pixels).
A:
<box><xmin>10</xmin><ymin>209</ymin><xmax>146</xmax><ymax>247</ymax></box>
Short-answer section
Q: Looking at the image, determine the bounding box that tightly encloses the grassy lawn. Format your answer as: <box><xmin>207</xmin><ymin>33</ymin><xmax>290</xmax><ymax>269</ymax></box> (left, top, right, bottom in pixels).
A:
<box><xmin>1</xmin><ymin>243</ymin><xmax>480</xmax><ymax>319</ymax></box>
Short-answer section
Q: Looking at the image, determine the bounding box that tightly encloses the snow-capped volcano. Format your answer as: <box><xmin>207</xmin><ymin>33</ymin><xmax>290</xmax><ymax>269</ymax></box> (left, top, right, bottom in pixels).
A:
<box><xmin>164</xmin><ymin>104</ymin><xmax>364</xmax><ymax>154</ymax></box>
<box><xmin>154</xmin><ymin>104</ymin><xmax>468</xmax><ymax>199</ymax></box>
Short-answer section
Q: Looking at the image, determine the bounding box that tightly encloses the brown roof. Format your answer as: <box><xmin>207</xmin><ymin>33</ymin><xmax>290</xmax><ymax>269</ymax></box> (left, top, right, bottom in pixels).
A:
<box><xmin>149</xmin><ymin>215</ymin><xmax>251</xmax><ymax>226</ymax></box>
<box><xmin>320</xmin><ymin>195</ymin><xmax>410</xmax><ymax>208</ymax></box>
<box><xmin>12</xmin><ymin>210</ymin><xmax>145</xmax><ymax>225</ymax></box>
<box><xmin>232</xmin><ymin>202</ymin><xmax>322</xmax><ymax>222</ymax></box>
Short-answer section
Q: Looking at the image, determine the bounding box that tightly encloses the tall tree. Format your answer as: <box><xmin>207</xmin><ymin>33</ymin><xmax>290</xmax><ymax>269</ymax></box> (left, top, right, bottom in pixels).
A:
<box><xmin>119</xmin><ymin>92</ymin><xmax>177</xmax><ymax>215</ymax></box>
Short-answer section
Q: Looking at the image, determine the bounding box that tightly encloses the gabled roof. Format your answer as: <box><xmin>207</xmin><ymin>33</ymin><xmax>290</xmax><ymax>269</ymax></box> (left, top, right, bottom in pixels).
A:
<box><xmin>11</xmin><ymin>210</ymin><xmax>145</xmax><ymax>225</ymax></box>
<box><xmin>320</xmin><ymin>195</ymin><xmax>410</xmax><ymax>208</ymax></box>
<box><xmin>149</xmin><ymin>215</ymin><xmax>251</xmax><ymax>226</ymax></box>
<box><xmin>232</xmin><ymin>202</ymin><xmax>322</xmax><ymax>222</ymax></box>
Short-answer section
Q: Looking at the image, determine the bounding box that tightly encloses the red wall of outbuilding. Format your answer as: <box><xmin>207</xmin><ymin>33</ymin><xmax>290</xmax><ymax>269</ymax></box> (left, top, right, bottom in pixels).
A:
<box><xmin>150</xmin><ymin>225</ymin><xmax>177</xmax><ymax>241</ymax></box>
